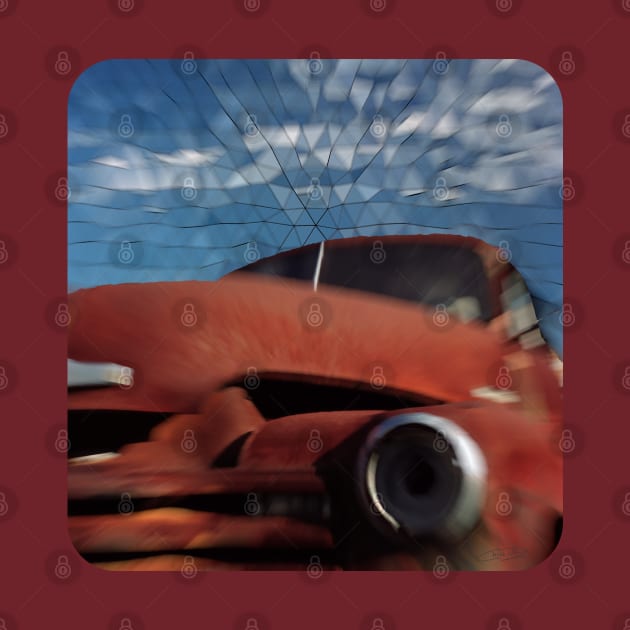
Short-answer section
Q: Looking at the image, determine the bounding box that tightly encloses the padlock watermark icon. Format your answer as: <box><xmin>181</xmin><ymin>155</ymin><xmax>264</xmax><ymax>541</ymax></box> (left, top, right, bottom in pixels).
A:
<box><xmin>621</xmin><ymin>241</ymin><xmax>630</xmax><ymax>265</ymax></box>
<box><xmin>180</xmin><ymin>303</ymin><xmax>198</xmax><ymax>328</ymax></box>
<box><xmin>621</xmin><ymin>492</ymin><xmax>630</xmax><ymax>517</ymax></box>
<box><xmin>118</xmin><ymin>0</ymin><xmax>135</xmax><ymax>11</ymax></box>
<box><xmin>496</xmin><ymin>366</ymin><xmax>512</xmax><ymax>390</ymax></box>
<box><xmin>243</xmin><ymin>0</ymin><xmax>261</xmax><ymax>11</ymax></box>
<box><xmin>245</xmin><ymin>618</ymin><xmax>259</xmax><ymax>630</ymax></box>
<box><xmin>54</xmin><ymin>555</ymin><xmax>72</xmax><ymax>580</ymax></box>
<box><xmin>54</xmin><ymin>303</ymin><xmax>71</xmax><ymax>328</ymax></box>
<box><xmin>181</xmin><ymin>51</ymin><xmax>197</xmax><ymax>75</ymax></box>
<box><xmin>0</xmin><ymin>114</ymin><xmax>8</xmax><ymax>139</ymax></box>
<box><xmin>118</xmin><ymin>618</ymin><xmax>134</xmax><ymax>630</ymax></box>
<box><xmin>307</xmin><ymin>51</ymin><xmax>323</xmax><ymax>75</ymax></box>
<box><xmin>558</xmin><ymin>428</ymin><xmax>575</xmax><ymax>454</ymax></box>
<box><xmin>558</xmin><ymin>554</ymin><xmax>576</xmax><ymax>580</ymax></box>
<box><xmin>307</xmin><ymin>429</ymin><xmax>323</xmax><ymax>453</ymax></box>
<box><xmin>55</xmin><ymin>429</ymin><xmax>70</xmax><ymax>453</ymax></box>
<box><xmin>370</xmin><ymin>618</ymin><xmax>385</xmax><ymax>630</ymax></box>
<box><xmin>495</xmin><ymin>491</ymin><xmax>512</xmax><ymax>516</ymax></box>
<box><xmin>370</xmin><ymin>366</ymin><xmax>386</xmax><ymax>390</ymax></box>
<box><xmin>306</xmin><ymin>302</ymin><xmax>324</xmax><ymax>328</ymax></box>
<box><xmin>496</xmin><ymin>618</ymin><xmax>512</xmax><ymax>630</ymax></box>
<box><xmin>55</xmin><ymin>177</ymin><xmax>70</xmax><ymax>202</ymax></box>
<box><xmin>181</xmin><ymin>555</ymin><xmax>198</xmax><ymax>579</ymax></box>
<box><xmin>433</xmin><ymin>430</ymin><xmax>448</xmax><ymax>453</ymax></box>
<box><xmin>244</xmin><ymin>242</ymin><xmax>260</xmax><ymax>263</ymax></box>
<box><xmin>433</xmin><ymin>51</ymin><xmax>449</xmax><ymax>75</ymax></box>
<box><xmin>369</xmin><ymin>240</ymin><xmax>386</xmax><ymax>264</ymax></box>
<box><xmin>432</xmin><ymin>304</ymin><xmax>449</xmax><ymax>328</ymax></box>
<box><xmin>495</xmin><ymin>0</ymin><xmax>513</xmax><ymax>12</ymax></box>
<box><xmin>307</xmin><ymin>554</ymin><xmax>323</xmax><ymax>579</ymax></box>
<box><xmin>308</xmin><ymin>177</ymin><xmax>323</xmax><ymax>201</ymax></box>
<box><xmin>180</xmin><ymin>429</ymin><xmax>197</xmax><ymax>453</ymax></box>
<box><xmin>118</xmin><ymin>366</ymin><xmax>134</xmax><ymax>389</ymax></box>
<box><xmin>560</xmin><ymin>176</ymin><xmax>576</xmax><ymax>201</ymax></box>
<box><xmin>244</xmin><ymin>367</ymin><xmax>260</xmax><ymax>390</ymax></box>
<box><xmin>0</xmin><ymin>491</ymin><xmax>10</xmax><ymax>517</ymax></box>
<box><xmin>54</xmin><ymin>51</ymin><xmax>72</xmax><ymax>76</ymax></box>
<box><xmin>244</xmin><ymin>114</ymin><xmax>259</xmax><ymax>137</ymax></box>
<box><xmin>558</xmin><ymin>51</ymin><xmax>575</xmax><ymax>76</ymax></box>
<box><xmin>118</xmin><ymin>114</ymin><xmax>134</xmax><ymax>138</ymax></box>
<box><xmin>496</xmin><ymin>240</ymin><xmax>512</xmax><ymax>263</ymax></box>
<box><xmin>369</xmin><ymin>0</ymin><xmax>387</xmax><ymax>11</ymax></box>
<box><xmin>370</xmin><ymin>491</ymin><xmax>386</xmax><ymax>515</ymax></box>
<box><xmin>432</xmin><ymin>177</ymin><xmax>449</xmax><ymax>201</ymax></box>
<box><xmin>117</xmin><ymin>241</ymin><xmax>135</xmax><ymax>264</ymax></box>
<box><xmin>622</xmin><ymin>367</ymin><xmax>630</xmax><ymax>391</ymax></box>
<box><xmin>495</xmin><ymin>114</ymin><xmax>513</xmax><ymax>138</ymax></box>
<box><xmin>370</xmin><ymin>114</ymin><xmax>386</xmax><ymax>138</ymax></box>
<box><xmin>0</xmin><ymin>367</ymin><xmax>8</xmax><ymax>391</ymax></box>
<box><xmin>559</xmin><ymin>303</ymin><xmax>576</xmax><ymax>327</ymax></box>
<box><xmin>244</xmin><ymin>492</ymin><xmax>261</xmax><ymax>515</ymax></box>
<box><xmin>432</xmin><ymin>555</ymin><xmax>449</xmax><ymax>579</ymax></box>
<box><xmin>118</xmin><ymin>492</ymin><xmax>134</xmax><ymax>515</ymax></box>
<box><xmin>181</xmin><ymin>177</ymin><xmax>197</xmax><ymax>201</ymax></box>
<box><xmin>0</xmin><ymin>241</ymin><xmax>8</xmax><ymax>265</ymax></box>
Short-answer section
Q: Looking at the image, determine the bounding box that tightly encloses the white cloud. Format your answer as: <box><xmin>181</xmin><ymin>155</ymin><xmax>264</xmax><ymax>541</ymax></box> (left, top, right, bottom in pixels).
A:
<box><xmin>154</xmin><ymin>148</ymin><xmax>223</xmax><ymax>166</ymax></box>
<box><xmin>92</xmin><ymin>155</ymin><xmax>130</xmax><ymax>169</ymax></box>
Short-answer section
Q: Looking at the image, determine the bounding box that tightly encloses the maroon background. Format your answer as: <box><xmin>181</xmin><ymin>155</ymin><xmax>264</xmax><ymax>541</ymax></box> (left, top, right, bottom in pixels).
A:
<box><xmin>1</xmin><ymin>0</ymin><xmax>629</xmax><ymax>628</ymax></box>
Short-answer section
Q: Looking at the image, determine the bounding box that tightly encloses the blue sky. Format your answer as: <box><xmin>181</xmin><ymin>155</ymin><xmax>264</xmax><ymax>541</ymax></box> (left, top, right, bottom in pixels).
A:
<box><xmin>68</xmin><ymin>59</ymin><xmax>563</xmax><ymax>354</ymax></box>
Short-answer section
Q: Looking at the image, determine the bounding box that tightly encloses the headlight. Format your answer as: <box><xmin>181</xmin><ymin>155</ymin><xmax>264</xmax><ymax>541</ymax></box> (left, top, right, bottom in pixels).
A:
<box><xmin>358</xmin><ymin>412</ymin><xmax>487</xmax><ymax>543</ymax></box>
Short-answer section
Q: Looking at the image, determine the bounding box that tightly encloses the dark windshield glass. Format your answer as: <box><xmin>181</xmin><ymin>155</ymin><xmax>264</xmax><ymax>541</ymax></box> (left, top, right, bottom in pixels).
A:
<box><xmin>239</xmin><ymin>239</ymin><xmax>493</xmax><ymax>323</ymax></box>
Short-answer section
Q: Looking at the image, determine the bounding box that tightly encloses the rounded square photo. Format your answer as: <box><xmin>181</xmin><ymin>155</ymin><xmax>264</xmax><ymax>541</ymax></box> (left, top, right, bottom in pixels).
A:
<box><xmin>66</xmin><ymin>58</ymin><xmax>563</xmax><ymax>572</ymax></box>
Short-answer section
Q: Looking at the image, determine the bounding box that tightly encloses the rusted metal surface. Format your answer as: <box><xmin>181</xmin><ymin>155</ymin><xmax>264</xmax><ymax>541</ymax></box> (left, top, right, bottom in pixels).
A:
<box><xmin>148</xmin><ymin>387</ymin><xmax>267</xmax><ymax>465</ymax></box>
<box><xmin>67</xmin><ymin>235</ymin><xmax>562</xmax><ymax>571</ymax></box>
<box><xmin>69</xmin><ymin>464</ymin><xmax>325</xmax><ymax>498</ymax></box>
<box><xmin>92</xmin><ymin>556</ymin><xmax>340</xmax><ymax>572</ymax></box>
<box><xmin>68</xmin><ymin>273</ymin><xmax>506</xmax><ymax>413</ymax></box>
<box><xmin>70</xmin><ymin>510</ymin><xmax>333</xmax><ymax>553</ymax></box>
<box><xmin>68</xmin><ymin>398</ymin><xmax>560</xmax><ymax>569</ymax></box>
<box><xmin>238</xmin><ymin>403</ymin><xmax>561</xmax><ymax>510</ymax></box>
